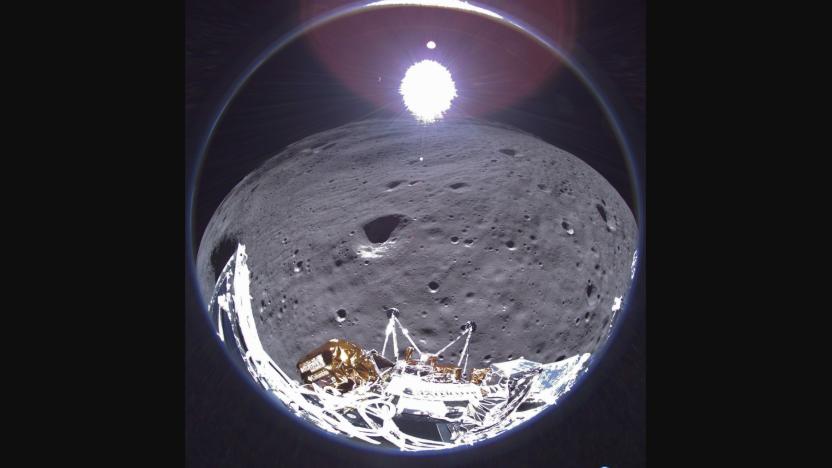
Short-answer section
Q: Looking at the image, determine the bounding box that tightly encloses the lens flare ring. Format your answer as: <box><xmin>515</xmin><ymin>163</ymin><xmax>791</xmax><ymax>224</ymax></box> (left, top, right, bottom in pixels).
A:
<box><xmin>186</xmin><ymin>0</ymin><xmax>645</xmax><ymax>455</ymax></box>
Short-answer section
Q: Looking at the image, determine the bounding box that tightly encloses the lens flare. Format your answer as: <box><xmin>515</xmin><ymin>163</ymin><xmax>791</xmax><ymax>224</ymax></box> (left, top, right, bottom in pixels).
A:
<box><xmin>399</xmin><ymin>59</ymin><xmax>457</xmax><ymax>123</ymax></box>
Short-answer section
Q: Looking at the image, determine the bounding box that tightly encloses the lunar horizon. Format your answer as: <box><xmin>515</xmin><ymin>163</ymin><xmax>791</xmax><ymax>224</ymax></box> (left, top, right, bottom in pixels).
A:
<box><xmin>195</xmin><ymin>117</ymin><xmax>638</xmax><ymax>380</ymax></box>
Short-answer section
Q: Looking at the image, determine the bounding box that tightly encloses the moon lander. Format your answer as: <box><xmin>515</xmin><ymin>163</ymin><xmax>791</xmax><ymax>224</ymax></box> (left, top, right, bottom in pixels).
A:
<box><xmin>294</xmin><ymin>308</ymin><xmax>569</xmax><ymax>443</ymax></box>
<box><xmin>212</xmin><ymin>244</ymin><xmax>590</xmax><ymax>450</ymax></box>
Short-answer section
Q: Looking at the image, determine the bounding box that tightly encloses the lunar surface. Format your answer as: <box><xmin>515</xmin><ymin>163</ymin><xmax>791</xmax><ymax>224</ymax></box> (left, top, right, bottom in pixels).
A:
<box><xmin>196</xmin><ymin>118</ymin><xmax>637</xmax><ymax>378</ymax></box>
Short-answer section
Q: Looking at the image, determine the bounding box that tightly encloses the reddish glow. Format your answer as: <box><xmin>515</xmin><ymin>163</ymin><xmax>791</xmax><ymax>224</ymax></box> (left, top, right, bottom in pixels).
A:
<box><xmin>299</xmin><ymin>1</ymin><xmax>578</xmax><ymax>117</ymax></box>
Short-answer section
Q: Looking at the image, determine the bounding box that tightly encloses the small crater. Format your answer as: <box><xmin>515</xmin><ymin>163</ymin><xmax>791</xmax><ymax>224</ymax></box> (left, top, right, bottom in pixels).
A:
<box><xmin>386</xmin><ymin>180</ymin><xmax>406</xmax><ymax>190</ymax></box>
<box><xmin>450</xmin><ymin>236</ymin><xmax>459</xmax><ymax>244</ymax></box>
<box><xmin>499</xmin><ymin>148</ymin><xmax>516</xmax><ymax>156</ymax></box>
<box><xmin>555</xmin><ymin>355</ymin><xmax>566</xmax><ymax>362</ymax></box>
<box><xmin>428</xmin><ymin>281</ymin><xmax>440</xmax><ymax>292</ymax></box>
<box><xmin>439</xmin><ymin>297</ymin><xmax>452</xmax><ymax>306</ymax></box>
<box><xmin>505</xmin><ymin>240</ymin><xmax>516</xmax><ymax>250</ymax></box>
<box><xmin>449</xmin><ymin>182</ymin><xmax>469</xmax><ymax>190</ymax></box>
<box><xmin>336</xmin><ymin>309</ymin><xmax>347</xmax><ymax>322</ymax></box>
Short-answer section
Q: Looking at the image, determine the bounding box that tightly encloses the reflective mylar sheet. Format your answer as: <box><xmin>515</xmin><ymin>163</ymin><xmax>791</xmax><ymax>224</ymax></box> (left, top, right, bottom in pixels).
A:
<box><xmin>209</xmin><ymin>244</ymin><xmax>590</xmax><ymax>451</ymax></box>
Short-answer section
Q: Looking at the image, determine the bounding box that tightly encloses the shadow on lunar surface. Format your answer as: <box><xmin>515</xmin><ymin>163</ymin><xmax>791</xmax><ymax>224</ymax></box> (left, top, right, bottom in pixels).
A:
<box><xmin>196</xmin><ymin>118</ymin><xmax>636</xmax><ymax>372</ymax></box>
<box><xmin>186</xmin><ymin>0</ymin><xmax>645</xmax><ymax>456</ymax></box>
<box><xmin>363</xmin><ymin>215</ymin><xmax>409</xmax><ymax>244</ymax></box>
<box><xmin>194</xmin><ymin>117</ymin><xmax>638</xmax><ymax>451</ymax></box>
<box><xmin>210</xmin><ymin>237</ymin><xmax>238</xmax><ymax>283</ymax></box>
<box><xmin>211</xmin><ymin>243</ymin><xmax>593</xmax><ymax>451</ymax></box>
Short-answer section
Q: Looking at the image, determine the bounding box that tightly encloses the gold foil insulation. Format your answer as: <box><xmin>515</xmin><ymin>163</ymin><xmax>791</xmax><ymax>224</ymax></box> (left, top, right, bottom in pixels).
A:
<box><xmin>469</xmin><ymin>367</ymin><xmax>490</xmax><ymax>385</ymax></box>
<box><xmin>404</xmin><ymin>346</ymin><xmax>416</xmax><ymax>363</ymax></box>
<box><xmin>296</xmin><ymin>339</ymin><xmax>379</xmax><ymax>391</ymax></box>
<box><xmin>299</xmin><ymin>340</ymin><xmax>490</xmax><ymax>391</ymax></box>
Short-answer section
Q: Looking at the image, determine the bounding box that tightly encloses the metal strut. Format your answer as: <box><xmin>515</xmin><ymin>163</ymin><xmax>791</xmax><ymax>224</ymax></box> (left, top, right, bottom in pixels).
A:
<box><xmin>381</xmin><ymin>308</ymin><xmax>476</xmax><ymax>371</ymax></box>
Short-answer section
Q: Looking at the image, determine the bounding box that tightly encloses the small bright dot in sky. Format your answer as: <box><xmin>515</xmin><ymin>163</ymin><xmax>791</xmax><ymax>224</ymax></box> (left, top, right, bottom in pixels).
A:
<box><xmin>426</xmin><ymin>40</ymin><xmax>436</xmax><ymax>49</ymax></box>
<box><xmin>399</xmin><ymin>59</ymin><xmax>457</xmax><ymax>123</ymax></box>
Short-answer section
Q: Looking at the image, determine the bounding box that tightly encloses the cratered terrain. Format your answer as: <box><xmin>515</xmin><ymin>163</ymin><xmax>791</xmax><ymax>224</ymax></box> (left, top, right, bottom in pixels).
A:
<box><xmin>196</xmin><ymin>118</ymin><xmax>637</xmax><ymax>379</ymax></box>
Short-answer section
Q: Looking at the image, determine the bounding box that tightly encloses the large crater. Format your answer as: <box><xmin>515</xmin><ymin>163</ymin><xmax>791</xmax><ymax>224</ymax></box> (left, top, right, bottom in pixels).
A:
<box><xmin>196</xmin><ymin>118</ymin><xmax>637</xmax><ymax>374</ymax></box>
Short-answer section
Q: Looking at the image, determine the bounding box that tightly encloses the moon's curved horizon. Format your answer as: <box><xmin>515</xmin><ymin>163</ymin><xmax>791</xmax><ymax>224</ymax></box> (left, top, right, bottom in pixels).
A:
<box><xmin>196</xmin><ymin>117</ymin><xmax>637</xmax><ymax>379</ymax></box>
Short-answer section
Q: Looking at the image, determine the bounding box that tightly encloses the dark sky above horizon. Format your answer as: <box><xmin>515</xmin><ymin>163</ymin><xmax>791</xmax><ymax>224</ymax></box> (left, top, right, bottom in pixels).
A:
<box><xmin>186</xmin><ymin>0</ymin><xmax>645</xmax><ymax>251</ymax></box>
<box><xmin>185</xmin><ymin>3</ymin><xmax>645</xmax><ymax>465</ymax></box>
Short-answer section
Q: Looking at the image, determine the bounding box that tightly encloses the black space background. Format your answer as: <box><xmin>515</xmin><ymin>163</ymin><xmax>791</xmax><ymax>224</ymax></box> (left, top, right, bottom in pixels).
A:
<box><xmin>16</xmin><ymin>0</ymin><xmax>773</xmax><ymax>465</ymax></box>
<box><xmin>184</xmin><ymin>1</ymin><xmax>645</xmax><ymax>467</ymax></box>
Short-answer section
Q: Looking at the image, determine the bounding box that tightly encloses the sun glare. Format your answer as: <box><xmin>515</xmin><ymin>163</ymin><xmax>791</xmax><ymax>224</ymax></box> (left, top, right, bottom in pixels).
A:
<box><xmin>399</xmin><ymin>60</ymin><xmax>457</xmax><ymax>123</ymax></box>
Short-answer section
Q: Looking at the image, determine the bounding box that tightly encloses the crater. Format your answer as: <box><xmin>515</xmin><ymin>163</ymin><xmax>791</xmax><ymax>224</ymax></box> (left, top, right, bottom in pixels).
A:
<box><xmin>449</xmin><ymin>182</ymin><xmax>469</xmax><ymax>190</ymax></box>
<box><xmin>499</xmin><ymin>148</ymin><xmax>517</xmax><ymax>156</ymax></box>
<box><xmin>363</xmin><ymin>214</ymin><xmax>407</xmax><ymax>244</ymax></box>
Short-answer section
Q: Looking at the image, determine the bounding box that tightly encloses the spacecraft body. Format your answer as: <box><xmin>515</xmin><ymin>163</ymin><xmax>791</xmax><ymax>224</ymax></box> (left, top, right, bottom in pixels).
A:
<box><xmin>209</xmin><ymin>243</ymin><xmax>591</xmax><ymax>450</ymax></box>
<box><xmin>294</xmin><ymin>316</ymin><xmax>550</xmax><ymax>439</ymax></box>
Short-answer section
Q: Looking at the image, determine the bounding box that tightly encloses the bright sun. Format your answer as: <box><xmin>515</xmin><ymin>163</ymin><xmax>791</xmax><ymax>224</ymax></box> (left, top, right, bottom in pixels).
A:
<box><xmin>399</xmin><ymin>60</ymin><xmax>457</xmax><ymax>123</ymax></box>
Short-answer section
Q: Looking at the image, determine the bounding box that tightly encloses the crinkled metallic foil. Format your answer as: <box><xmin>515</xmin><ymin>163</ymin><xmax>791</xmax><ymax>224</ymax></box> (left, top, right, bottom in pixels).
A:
<box><xmin>296</xmin><ymin>338</ymin><xmax>379</xmax><ymax>391</ymax></box>
<box><xmin>469</xmin><ymin>367</ymin><xmax>490</xmax><ymax>385</ymax></box>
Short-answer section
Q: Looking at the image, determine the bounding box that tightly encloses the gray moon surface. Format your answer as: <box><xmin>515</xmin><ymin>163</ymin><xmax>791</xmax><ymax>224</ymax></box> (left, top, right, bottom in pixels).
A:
<box><xmin>196</xmin><ymin>118</ymin><xmax>637</xmax><ymax>377</ymax></box>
